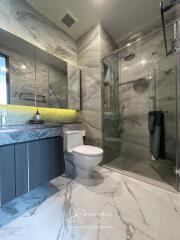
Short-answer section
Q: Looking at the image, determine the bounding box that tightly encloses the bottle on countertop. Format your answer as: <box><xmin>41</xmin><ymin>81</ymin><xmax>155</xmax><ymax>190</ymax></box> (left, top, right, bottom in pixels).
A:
<box><xmin>33</xmin><ymin>109</ymin><xmax>42</xmax><ymax>121</ymax></box>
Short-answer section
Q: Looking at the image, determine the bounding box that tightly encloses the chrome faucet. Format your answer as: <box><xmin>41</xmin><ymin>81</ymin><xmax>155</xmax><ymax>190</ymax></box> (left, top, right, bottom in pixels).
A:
<box><xmin>1</xmin><ymin>111</ymin><xmax>7</xmax><ymax>127</ymax></box>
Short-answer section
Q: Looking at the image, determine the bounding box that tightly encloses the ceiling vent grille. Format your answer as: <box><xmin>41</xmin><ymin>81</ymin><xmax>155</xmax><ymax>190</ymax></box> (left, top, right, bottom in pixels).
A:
<box><xmin>60</xmin><ymin>10</ymin><xmax>78</xmax><ymax>28</ymax></box>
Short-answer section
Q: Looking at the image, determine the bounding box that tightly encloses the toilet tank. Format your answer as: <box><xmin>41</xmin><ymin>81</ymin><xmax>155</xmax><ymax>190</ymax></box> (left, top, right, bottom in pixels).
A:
<box><xmin>64</xmin><ymin>130</ymin><xmax>85</xmax><ymax>152</ymax></box>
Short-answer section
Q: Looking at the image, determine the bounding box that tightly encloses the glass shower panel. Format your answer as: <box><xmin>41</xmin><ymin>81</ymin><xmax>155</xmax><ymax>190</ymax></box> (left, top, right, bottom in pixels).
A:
<box><xmin>102</xmin><ymin>26</ymin><xmax>177</xmax><ymax>190</ymax></box>
<box><xmin>174</xmin><ymin>20</ymin><xmax>180</xmax><ymax>191</ymax></box>
<box><xmin>114</xmin><ymin>50</ymin><xmax>153</xmax><ymax>178</ymax></box>
<box><xmin>176</xmin><ymin>50</ymin><xmax>180</xmax><ymax>191</ymax></box>
<box><xmin>102</xmin><ymin>54</ymin><xmax>121</xmax><ymax>164</ymax></box>
<box><xmin>149</xmin><ymin>52</ymin><xmax>176</xmax><ymax>187</ymax></box>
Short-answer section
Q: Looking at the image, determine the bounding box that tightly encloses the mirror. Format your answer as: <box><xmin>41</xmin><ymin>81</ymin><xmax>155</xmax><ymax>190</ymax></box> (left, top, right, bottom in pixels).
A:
<box><xmin>0</xmin><ymin>28</ymin><xmax>36</xmax><ymax>106</ymax></box>
<box><xmin>0</xmin><ymin>28</ymin><xmax>81</xmax><ymax>110</ymax></box>
<box><xmin>0</xmin><ymin>53</ymin><xmax>9</xmax><ymax>104</ymax></box>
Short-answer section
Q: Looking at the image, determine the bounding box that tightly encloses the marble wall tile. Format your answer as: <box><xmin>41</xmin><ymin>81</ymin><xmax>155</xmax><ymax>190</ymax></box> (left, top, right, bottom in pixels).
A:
<box><xmin>77</xmin><ymin>25</ymin><xmax>100</xmax><ymax>68</ymax></box>
<box><xmin>100</xmin><ymin>25</ymin><xmax>118</xmax><ymax>60</ymax></box>
<box><xmin>77</xmin><ymin>24</ymin><xmax>117</xmax><ymax>147</ymax></box>
<box><xmin>80</xmin><ymin>111</ymin><xmax>102</xmax><ymax>146</ymax></box>
<box><xmin>0</xmin><ymin>0</ymin><xmax>77</xmax><ymax>65</ymax></box>
<box><xmin>77</xmin><ymin>24</ymin><xmax>101</xmax><ymax>146</ymax></box>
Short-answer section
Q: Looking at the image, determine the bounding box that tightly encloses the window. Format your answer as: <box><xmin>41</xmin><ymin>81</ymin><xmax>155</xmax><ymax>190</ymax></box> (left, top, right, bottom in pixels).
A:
<box><xmin>0</xmin><ymin>54</ymin><xmax>9</xmax><ymax>104</ymax></box>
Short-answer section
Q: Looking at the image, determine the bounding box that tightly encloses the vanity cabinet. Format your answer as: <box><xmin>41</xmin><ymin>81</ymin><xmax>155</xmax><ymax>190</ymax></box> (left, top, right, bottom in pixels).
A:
<box><xmin>0</xmin><ymin>145</ymin><xmax>15</xmax><ymax>206</ymax></box>
<box><xmin>0</xmin><ymin>136</ymin><xmax>64</xmax><ymax>206</ymax></box>
<box><xmin>29</xmin><ymin>137</ymin><xmax>64</xmax><ymax>190</ymax></box>
<box><xmin>15</xmin><ymin>143</ymin><xmax>29</xmax><ymax>197</ymax></box>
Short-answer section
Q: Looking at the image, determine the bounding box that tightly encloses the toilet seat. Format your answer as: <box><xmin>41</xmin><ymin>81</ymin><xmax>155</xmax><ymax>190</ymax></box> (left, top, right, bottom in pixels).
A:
<box><xmin>72</xmin><ymin>145</ymin><xmax>103</xmax><ymax>157</ymax></box>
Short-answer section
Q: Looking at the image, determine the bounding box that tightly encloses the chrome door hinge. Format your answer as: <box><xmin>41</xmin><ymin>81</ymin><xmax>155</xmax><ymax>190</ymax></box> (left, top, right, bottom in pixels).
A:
<box><xmin>175</xmin><ymin>169</ymin><xmax>180</xmax><ymax>176</ymax></box>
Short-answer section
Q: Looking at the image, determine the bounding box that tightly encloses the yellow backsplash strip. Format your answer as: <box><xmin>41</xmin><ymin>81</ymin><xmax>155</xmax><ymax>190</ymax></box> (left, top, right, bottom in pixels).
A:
<box><xmin>0</xmin><ymin>105</ymin><xmax>79</xmax><ymax>124</ymax></box>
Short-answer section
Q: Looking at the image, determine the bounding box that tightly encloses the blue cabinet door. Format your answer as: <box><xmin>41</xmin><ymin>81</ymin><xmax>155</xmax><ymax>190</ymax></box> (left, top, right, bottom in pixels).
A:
<box><xmin>28</xmin><ymin>139</ymin><xmax>45</xmax><ymax>190</ymax></box>
<box><xmin>15</xmin><ymin>143</ymin><xmax>28</xmax><ymax>197</ymax></box>
<box><xmin>0</xmin><ymin>145</ymin><xmax>15</xmax><ymax>205</ymax></box>
<box><xmin>49</xmin><ymin>137</ymin><xmax>64</xmax><ymax>179</ymax></box>
<box><xmin>29</xmin><ymin>137</ymin><xmax>64</xmax><ymax>190</ymax></box>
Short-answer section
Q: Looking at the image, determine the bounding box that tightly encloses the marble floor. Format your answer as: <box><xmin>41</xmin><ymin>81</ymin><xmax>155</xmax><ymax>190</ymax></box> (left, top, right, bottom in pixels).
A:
<box><xmin>0</xmin><ymin>167</ymin><xmax>180</xmax><ymax>240</ymax></box>
<box><xmin>106</xmin><ymin>157</ymin><xmax>177</xmax><ymax>193</ymax></box>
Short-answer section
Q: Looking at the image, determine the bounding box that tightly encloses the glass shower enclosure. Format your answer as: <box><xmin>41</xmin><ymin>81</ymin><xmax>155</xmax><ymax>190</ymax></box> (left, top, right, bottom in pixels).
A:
<box><xmin>102</xmin><ymin>18</ymin><xmax>180</xmax><ymax>191</ymax></box>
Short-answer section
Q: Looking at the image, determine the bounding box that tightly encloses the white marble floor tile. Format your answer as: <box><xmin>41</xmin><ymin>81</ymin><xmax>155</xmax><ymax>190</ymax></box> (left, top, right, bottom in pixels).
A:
<box><xmin>0</xmin><ymin>167</ymin><xmax>180</xmax><ymax>240</ymax></box>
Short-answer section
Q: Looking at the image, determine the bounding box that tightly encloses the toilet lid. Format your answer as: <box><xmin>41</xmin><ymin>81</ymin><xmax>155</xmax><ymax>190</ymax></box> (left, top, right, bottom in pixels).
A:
<box><xmin>72</xmin><ymin>145</ymin><xmax>103</xmax><ymax>157</ymax></box>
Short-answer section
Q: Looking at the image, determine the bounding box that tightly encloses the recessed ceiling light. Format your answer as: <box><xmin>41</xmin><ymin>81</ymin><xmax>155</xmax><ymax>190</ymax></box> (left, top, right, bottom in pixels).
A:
<box><xmin>140</xmin><ymin>59</ymin><xmax>147</xmax><ymax>65</ymax></box>
<box><xmin>126</xmin><ymin>43</ymin><xmax>131</xmax><ymax>47</ymax></box>
<box><xmin>148</xmin><ymin>75</ymin><xmax>153</xmax><ymax>79</ymax></box>
<box><xmin>123</xmin><ymin>67</ymin><xmax>128</xmax><ymax>70</ymax></box>
<box><xmin>21</xmin><ymin>65</ymin><xmax>26</xmax><ymax>69</ymax></box>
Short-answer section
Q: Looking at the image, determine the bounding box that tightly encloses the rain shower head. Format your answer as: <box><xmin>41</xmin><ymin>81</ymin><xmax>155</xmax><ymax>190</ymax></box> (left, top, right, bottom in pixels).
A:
<box><xmin>124</xmin><ymin>53</ymin><xmax>136</xmax><ymax>62</ymax></box>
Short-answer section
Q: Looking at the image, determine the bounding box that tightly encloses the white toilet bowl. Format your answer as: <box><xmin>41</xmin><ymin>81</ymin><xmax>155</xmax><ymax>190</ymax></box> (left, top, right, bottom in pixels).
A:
<box><xmin>64</xmin><ymin>130</ymin><xmax>103</xmax><ymax>179</ymax></box>
<box><xmin>72</xmin><ymin>145</ymin><xmax>103</xmax><ymax>178</ymax></box>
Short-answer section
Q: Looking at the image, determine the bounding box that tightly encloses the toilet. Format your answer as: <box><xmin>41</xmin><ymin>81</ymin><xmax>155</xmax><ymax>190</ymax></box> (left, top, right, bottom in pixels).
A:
<box><xmin>64</xmin><ymin>130</ymin><xmax>103</xmax><ymax>178</ymax></box>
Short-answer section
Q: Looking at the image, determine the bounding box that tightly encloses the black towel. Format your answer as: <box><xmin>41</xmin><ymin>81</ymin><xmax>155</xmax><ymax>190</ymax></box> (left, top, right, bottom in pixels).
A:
<box><xmin>148</xmin><ymin>111</ymin><xmax>166</xmax><ymax>160</ymax></box>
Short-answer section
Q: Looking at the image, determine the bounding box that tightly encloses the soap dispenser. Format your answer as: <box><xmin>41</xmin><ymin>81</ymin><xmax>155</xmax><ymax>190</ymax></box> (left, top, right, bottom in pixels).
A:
<box><xmin>29</xmin><ymin>109</ymin><xmax>44</xmax><ymax>124</ymax></box>
<box><xmin>33</xmin><ymin>109</ymin><xmax>42</xmax><ymax>121</ymax></box>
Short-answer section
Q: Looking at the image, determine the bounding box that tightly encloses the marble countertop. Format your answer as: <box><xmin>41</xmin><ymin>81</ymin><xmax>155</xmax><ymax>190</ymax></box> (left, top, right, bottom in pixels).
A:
<box><xmin>0</xmin><ymin>121</ymin><xmax>81</xmax><ymax>133</ymax></box>
<box><xmin>0</xmin><ymin>124</ymin><xmax>63</xmax><ymax>133</ymax></box>
<box><xmin>0</xmin><ymin>124</ymin><xmax>63</xmax><ymax>146</ymax></box>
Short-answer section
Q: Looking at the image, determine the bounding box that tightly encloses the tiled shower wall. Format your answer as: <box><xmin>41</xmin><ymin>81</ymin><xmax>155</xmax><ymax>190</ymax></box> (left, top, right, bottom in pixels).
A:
<box><xmin>77</xmin><ymin>24</ymin><xmax>117</xmax><ymax>146</ymax></box>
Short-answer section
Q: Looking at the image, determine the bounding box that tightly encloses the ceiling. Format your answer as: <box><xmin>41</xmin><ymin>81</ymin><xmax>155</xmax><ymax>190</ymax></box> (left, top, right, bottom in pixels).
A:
<box><xmin>27</xmin><ymin>0</ymin><xmax>166</xmax><ymax>44</ymax></box>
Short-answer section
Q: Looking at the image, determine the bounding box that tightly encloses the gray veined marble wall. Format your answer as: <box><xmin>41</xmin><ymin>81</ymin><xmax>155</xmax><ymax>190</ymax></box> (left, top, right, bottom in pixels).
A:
<box><xmin>0</xmin><ymin>0</ymin><xmax>77</xmax><ymax>65</ymax></box>
<box><xmin>77</xmin><ymin>23</ymin><xmax>117</xmax><ymax>147</ymax></box>
<box><xmin>77</xmin><ymin>24</ymin><xmax>101</xmax><ymax>146</ymax></box>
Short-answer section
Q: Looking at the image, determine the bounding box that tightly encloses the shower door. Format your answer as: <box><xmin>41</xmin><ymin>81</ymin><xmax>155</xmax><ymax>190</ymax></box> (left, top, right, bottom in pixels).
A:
<box><xmin>174</xmin><ymin>20</ymin><xmax>180</xmax><ymax>191</ymax></box>
<box><xmin>102</xmin><ymin>25</ymin><xmax>178</xmax><ymax>190</ymax></box>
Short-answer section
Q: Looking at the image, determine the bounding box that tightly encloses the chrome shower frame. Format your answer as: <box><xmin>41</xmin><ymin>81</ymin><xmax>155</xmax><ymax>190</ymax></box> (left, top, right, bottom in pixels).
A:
<box><xmin>174</xmin><ymin>21</ymin><xmax>180</xmax><ymax>190</ymax></box>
